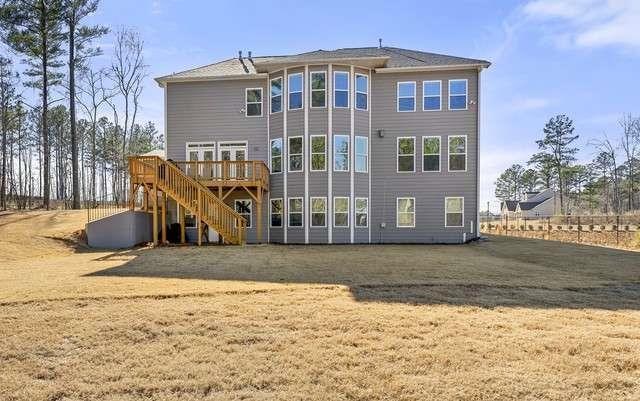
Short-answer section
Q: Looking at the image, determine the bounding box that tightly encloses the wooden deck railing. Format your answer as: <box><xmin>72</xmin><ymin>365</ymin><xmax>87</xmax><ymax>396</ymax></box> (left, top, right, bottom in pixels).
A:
<box><xmin>173</xmin><ymin>160</ymin><xmax>270</xmax><ymax>190</ymax></box>
<box><xmin>129</xmin><ymin>156</ymin><xmax>246</xmax><ymax>245</ymax></box>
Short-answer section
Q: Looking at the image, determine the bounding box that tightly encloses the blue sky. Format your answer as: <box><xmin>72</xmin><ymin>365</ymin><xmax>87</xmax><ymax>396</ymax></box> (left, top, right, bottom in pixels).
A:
<box><xmin>13</xmin><ymin>0</ymin><xmax>640</xmax><ymax>210</ymax></box>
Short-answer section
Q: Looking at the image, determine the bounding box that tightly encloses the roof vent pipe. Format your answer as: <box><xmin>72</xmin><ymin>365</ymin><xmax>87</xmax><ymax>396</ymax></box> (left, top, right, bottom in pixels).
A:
<box><xmin>248</xmin><ymin>51</ymin><xmax>252</xmax><ymax>59</ymax></box>
<box><xmin>238</xmin><ymin>50</ymin><xmax>243</xmax><ymax>60</ymax></box>
<box><xmin>378</xmin><ymin>38</ymin><xmax>382</xmax><ymax>48</ymax></box>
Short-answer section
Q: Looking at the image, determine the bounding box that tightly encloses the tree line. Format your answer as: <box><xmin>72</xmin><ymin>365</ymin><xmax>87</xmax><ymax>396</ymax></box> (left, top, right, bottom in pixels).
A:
<box><xmin>495</xmin><ymin>114</ymin><xmax>640</xmax><ymax>215</ymax></box>
<box><xmin>0</xmin><ymin>0</ymin><xmax>163</xmax><ymax>211</ymax></box>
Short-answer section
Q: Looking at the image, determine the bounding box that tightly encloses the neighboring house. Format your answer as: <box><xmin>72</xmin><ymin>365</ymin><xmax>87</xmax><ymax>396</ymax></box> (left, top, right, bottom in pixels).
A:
<box><xmin>147</xmin><ymin>46</ymin><xmax>490</xmax><ymax>245</ymax></box>
<box><xmin>501</xmin><ymin>189</ymin><xmax>557</xmax><ymax>220</ymax></box>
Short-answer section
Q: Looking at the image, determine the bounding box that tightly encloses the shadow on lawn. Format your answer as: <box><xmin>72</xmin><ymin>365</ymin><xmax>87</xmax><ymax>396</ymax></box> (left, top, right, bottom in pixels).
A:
<box><xmin>86</xmin><ymin>236</ymin><xmax>640</xmax><ymax>309</ymax></box>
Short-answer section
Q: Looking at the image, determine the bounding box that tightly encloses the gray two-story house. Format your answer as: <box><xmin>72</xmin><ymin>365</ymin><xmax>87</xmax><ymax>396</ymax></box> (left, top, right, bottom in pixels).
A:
<box><xmin>153</xmin><ymin>46</ymin><xmax>490</xmax><ymax>245</ymax></box>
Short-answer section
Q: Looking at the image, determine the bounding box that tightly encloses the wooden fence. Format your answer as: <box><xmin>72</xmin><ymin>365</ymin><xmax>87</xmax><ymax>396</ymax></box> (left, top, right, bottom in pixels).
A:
<box><xmin>481</xmin><ymin>215</ymin><xmax>639</xmax><ymax>249</ymax></box>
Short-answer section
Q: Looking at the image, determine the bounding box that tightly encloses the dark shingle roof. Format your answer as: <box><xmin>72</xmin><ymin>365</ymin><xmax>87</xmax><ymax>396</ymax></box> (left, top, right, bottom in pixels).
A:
<box><xmin>156</xmin><ymin>46</ymin><xmax>490</xmax><ymax>84</ymax></box>
<box><xmin>502</xmin><ymin>201</ymin><xmax>518</xmax><ymax>212</ymax></box>
<box><xmin>518</xmin><ymin>201</ymin><xmax>545</xmax><ymax>211</ymax></box>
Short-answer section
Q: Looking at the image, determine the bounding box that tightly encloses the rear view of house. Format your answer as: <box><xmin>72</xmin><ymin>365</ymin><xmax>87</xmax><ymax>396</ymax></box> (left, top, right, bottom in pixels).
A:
<box><xmin>110</xmin><ymin>46</ymin><xmax>490</xmax><ymax>246</ymax></box>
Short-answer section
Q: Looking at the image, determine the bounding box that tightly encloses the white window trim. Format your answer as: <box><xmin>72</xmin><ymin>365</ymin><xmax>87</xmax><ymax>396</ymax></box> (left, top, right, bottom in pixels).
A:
<box><xmin>270</xmin><ymin>77</ymin><xmax>283</xmax><ymax>114</ymax></box>
<box><xmin>270</xmin><ymin>198</ymin><xmax>283</xmax><ymax>228</ymax></box>
<box><xmin>287</xmin><ymin>197</ymin><xmax>304</xmax><ymax>228</ymax></box>
<box><xmin>270</xmin><ymin>138</ymin><xmax>283</xmax><ymax>174</ymax></box>
<box><xmin>397</xmin><ymin>81</ymin><xmax>416</xmax><ymax>112</ymax></box>
<box><xmin>396</xmin><ymin>197</ymin><xmax>416</xmax><ymax>228</ymax></box>
<box><xmin>185</xmin><ymin>142</ymin><xmax>216</xmax><ymax>158</ymax></box>
<box><xmin>333</xmin><ymin>134</ymin><xmax>350</xmax><ymax>172</ymax></box>
<box><xmin>288</xmin><ymin>136</ymin><xmax>304</xmax><ymax>173</ymax></box>
<box><xmin>235</xmin><ymin>199</ymin><xmax>252</xmax><ymax>228</ymax></box>
<box><xmin>422</xmin><ymin>80</ymin><xmax>442</xmax><ymax>112</ymax></box>
<box><xmin>310</xmin><ymin>134</ymin><xmax>327</xmax><ymax>172</ymax></box>
<box><xmin>448</xmin><ymin>79</ymin><xmax>468</xmax><ymax>111</ymax></box>
<box><xmin>355</xmin><ymin>197</ymin><xmax>368</xmax><ymax>228</ymax></box>
<box><xmin>333</xmin><ymin>71</ymin><xmax>349</xmax><ymax>109</ymax></box>
<box><xmin>310</xmin><ymin>71</ymin><xmax>327</xmax><ymax>109</ymax></box>
<box><xmin>355</xmin><ymin>73</ymin><xmax>368</xmax><ymax>111</ymax></box>
<box><xmin>288</xmin><ymin>72</ymin><xmax>303</xmax><ymax>111</ymax></box>
<box><xmin>397</xmin><ymin>136</ymin><xmax>416</xmax><ymax>173</ymax></box>
<box><xmin>245</xmin><ymin>87</ymin><xmax>263</xmax><ymax>117</ymax></box>
<box><xmin>422</xmin><ymin>136</ymin><xmax>441</xmax><ymax>173</ymax></box>
<box><xmin>448</xmin><ymin>135</ymin><xmax>468</xmax><ymax>173</ymax></box>
<box><xmin>445</xmin><ymin>197</ymin><xmax>465</xmax><ymax>228</ymax></box>
<box><xmin>333</xmin><ymin>196</ymin><xmax>350</xmax><ymax>228</ymax></box>
<box><xmin>355</xmin><ymin>136</ymin><xmax>368</xmax><ymax>173</ymax></box>
<box><xmin>310</xmin><ymin>196</ymin><xmax>327</xmax><ymax>228</ymax></box>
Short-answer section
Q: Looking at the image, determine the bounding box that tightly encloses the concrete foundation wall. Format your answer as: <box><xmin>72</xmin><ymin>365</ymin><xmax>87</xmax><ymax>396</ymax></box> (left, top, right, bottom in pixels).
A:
<box><xmin>86</xmin><ymin>211</ymin><xmax>153</xmax><ymax>249</ymax></box>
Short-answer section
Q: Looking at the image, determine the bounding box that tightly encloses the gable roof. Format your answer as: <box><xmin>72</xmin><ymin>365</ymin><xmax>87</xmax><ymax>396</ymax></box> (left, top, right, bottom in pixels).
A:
<box><xmin>156</xmin><ymin>46</ymin><xmax>491</xmax><ymax>85</ymax></box>
<box><xmin>502</xmin><ymin>201</ymin><xmax>518</xmax><ymax>212</ymax></box>
<box><xmin>517</xmin><ymin>200</ymin><xmax>546</xmax><ymax>211</ymax></box>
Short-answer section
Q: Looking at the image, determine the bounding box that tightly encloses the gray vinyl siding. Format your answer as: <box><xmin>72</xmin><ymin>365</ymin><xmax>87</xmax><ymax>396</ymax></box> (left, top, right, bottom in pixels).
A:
<box><xmin>370</xmin><ymin>69</ymin><xmax>479</xmax><ymax>243</ymax></box>
<box><xmin>166</xmin><ymin>79</ymin><xmax>268</xmax><ymax>161</ymax></box>
<box><xmin>166</xmin><ymin>78</ymin><xmax>270</xmax><ymax>243</ymax></box>
<box><xmin>165</xmin><ymin>63</ymin><xmax>479</xmax><ymax>244</ymax></box>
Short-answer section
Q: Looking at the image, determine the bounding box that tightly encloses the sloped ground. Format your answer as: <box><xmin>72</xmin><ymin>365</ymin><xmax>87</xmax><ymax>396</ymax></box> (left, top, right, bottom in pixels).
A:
<box><xmin>1</xmin><ymin>211</ymin><xmax>639</xmax><ymax>400</ymax></box>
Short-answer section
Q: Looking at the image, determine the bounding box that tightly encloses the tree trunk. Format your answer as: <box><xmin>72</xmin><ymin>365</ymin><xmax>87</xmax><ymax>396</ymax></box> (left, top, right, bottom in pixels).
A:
<box><xmin>1</xmin><ymin>105</ymin><xmax>6</xmax><ymax>210</ymax></box>
<box><xmin>41</xmin><ymin>14</ymin><xmax>50</xmax><ymax>210</ymax></box>
<box><xmin>69</xmin><ymin>17</ymin><xmax>80</xmax><ymax>209</ymax></box>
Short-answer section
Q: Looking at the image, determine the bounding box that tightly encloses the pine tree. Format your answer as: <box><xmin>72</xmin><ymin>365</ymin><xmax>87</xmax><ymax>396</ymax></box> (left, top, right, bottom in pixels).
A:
<box><xmin>530</xmin><ymin>115</ymin><xmax>579</xmax><ymax>213</ymax></box>
<box><xmin>0</xmin><ymin>0</ymin><xmax>66</xmax><ymax>210</ymax></box>
<box><xmin>63</xmin><ymin>0</ymin><xmax>108</xmax><ymax>208</ymax></box>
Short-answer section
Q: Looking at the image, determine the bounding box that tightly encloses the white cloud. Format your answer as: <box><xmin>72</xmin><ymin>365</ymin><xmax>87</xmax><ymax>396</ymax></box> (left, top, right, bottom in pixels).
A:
<box><xmin>523</xmin><ymin>0</ymin><xmax>640</xmax><ymax>48</ymax></box>
<box><xmin>151</xmin><ymin>1</ymin><xmax>163</xmax><ymax>15</ymax></box>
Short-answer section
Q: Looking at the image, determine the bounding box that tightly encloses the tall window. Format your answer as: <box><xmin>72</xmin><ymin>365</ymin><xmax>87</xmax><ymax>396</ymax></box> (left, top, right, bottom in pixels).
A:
<box><xmin>422</xmin><ymin>136</ymin><xmax>441</xmax><ymax>172</ymax></box>
<box><xmin>449</xmin><ymin>79</ymin><xmax>468</xmax><ymax>110</ymax></box>
<box><xmin>270</xmin><ymin>198</ymin><xmax>283</xmax><ymax>227</ymax></box>
<box><xmin>288</xmin><ymin>73</ymin><xmax>303</xmax><ymax>110</ymax></box>
<box><xmin>311</xmin><ymin>71</ymin><xmax>326</xmax><ymax>108</ymax></box>
<box><xmin>355</xmin><ymin>74</ymin><xmax>368</xmax><ymax>110</ymax></box>
<box><xmin>355</xmin><ymin>136</ymin><xmax>368</xmax><ymax>173</ymax></box>
<box><xmin>270</xmin><ymin>138</ymin><xmax>282</xmax><ymax>173</ymax></box>
<box><xmin>245</xmin><ymin>88</ymin><xmax>262</xmax><ymax>117</ymax></box>
<box><xmin>448</xmin><ymin>135</ymin><xmax>467</xmax><ymax>171</ymax></box>
<box><xmin>311</xmin><ymin>197</ymin><xmax>327</xmax><ymax>227</ymax></box>
<box><xmin>288</xmin><ymin>197</ymin><xmax>303</xmax><ymax>227</ymax></box>
<box><xmin>397</xmin><ymin>137</ymin><xmax>415</xmax><ymax>172</ymax></box>
<box><xmin>445</xmin><ymin>197</ymin><xmax>464</xmax><ymax>227</ymax></box>
<box><xmin>355</xmin><ymin>198</ymin><xmax>368</xmax><ymax>228</ymax></box>
<box><xmin>288</xmin><ymin>136</ymin><xmax>303</xmax><ymax>172</ymax></box>
<box><xmin>235</xmin><ymin>199</ymin><xmax>252</xmax><ymax>228</ymax></box>
<box><xmin>423</xmin><ymin>80</ymin><xmax>441</xmax><ymax>111</ymax></box>
<box><xmin>334</xmin><ymin>71</ymin><xmax>349</xmax><ymax>108</ymax></box>
<box><xmin>334</xmin><ymin>197</ymin><xmax>349</xmax><ymax>227</ymax></box>
<box><xmin>397</xmin><ymin>82</ymin><xmax>416</xmax><ymax>112</ymax></box>
<box><xmin>311</xmin><ymin>135</ymin><xmax>326</xmax><ymax>171</ymax></box>
<box><xmin>397</xmin><ymin>197</ymin><xmax>415</xmax><ymax>228</ymax></box>
<box><xmin>334</xmin><ymin>135</ymin><xmax>349</xmax><ymax>172</ymax></box>
<box><xmin>270</xmin><ymin>77</ymin><xmax>282</xmax><ymax>113</ymax></box>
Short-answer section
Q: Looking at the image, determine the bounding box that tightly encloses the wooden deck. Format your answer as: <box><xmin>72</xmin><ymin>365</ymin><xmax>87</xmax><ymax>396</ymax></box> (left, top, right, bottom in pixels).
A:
<box><xmin>129</xmin><ymin>157</ymin><xmax>269</xmax><ymax>245</ymax></box>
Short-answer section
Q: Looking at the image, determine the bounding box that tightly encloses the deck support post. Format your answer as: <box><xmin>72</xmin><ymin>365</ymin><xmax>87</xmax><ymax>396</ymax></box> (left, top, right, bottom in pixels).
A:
<box><xmin>197</xmin><ymin>186</ymin><xmax>202</xmax><ymax>246</ymax></box>
<box><xmin>152</xmin><ymin>187</ymin><xmax>158</xmax><ymax>246</ymax></box>
<box><xmin>179</xmin><ymin>204</ymin><xmax>186</xmax><ymax>244</ymax></box>
<box><xmin>129</xmin><ymin>183</ymin><xmax>136</xmax><ymax>211</ymax></box>
<box><xmin>256</xmin><ymin>188</ymin><xmax>263</xmax><ymax>243</ymax></box>
<box><xmin>161</xmin><ymin>191</ymin><xmax>167</xmax><ymax>244</ymax></box>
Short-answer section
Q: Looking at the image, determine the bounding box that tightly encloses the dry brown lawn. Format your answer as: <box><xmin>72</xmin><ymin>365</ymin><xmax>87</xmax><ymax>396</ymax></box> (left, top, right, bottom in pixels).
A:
<box><xmin>1</xmin><ymin>210</ymin><xmax>639</xmax><ymax>400</ymax></box>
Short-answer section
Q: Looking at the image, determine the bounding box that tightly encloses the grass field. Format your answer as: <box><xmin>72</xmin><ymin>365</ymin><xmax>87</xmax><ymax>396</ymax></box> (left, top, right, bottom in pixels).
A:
<box><xmin>1</xmin><ymin>210</ymin><xmax>640</xmax><ymax>400</ymax></box>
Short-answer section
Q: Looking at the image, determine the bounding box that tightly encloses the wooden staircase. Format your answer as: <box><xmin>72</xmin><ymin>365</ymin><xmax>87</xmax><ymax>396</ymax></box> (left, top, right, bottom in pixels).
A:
<box><xmin>129</xmin><ymin>156</ymin><xmax>246</xmax><ymax>245</ymax></box>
